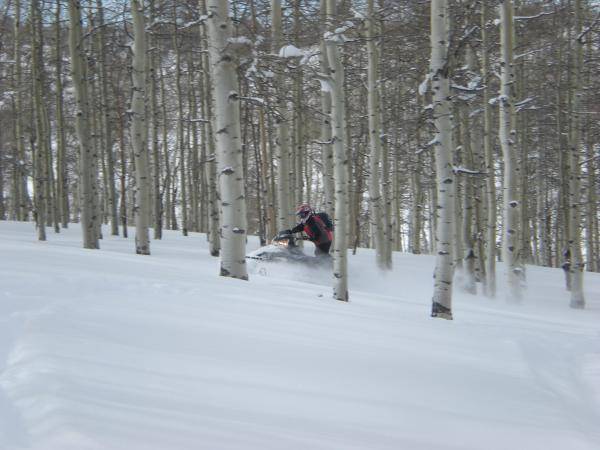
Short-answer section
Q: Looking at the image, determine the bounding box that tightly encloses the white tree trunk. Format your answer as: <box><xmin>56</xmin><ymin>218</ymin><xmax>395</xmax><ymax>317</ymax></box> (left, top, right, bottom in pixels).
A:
<box><xmin>325</xmin><ymin>4</ymin><xmax>349</xmax><ymax>302</ymax></box>
<box><xmin>130</xmin><ymin>0</ymin><xmax>150</xmax><ymax>255</ymax></box>
<box><xmin>319</xmin><ymin>0</ymin><xmax>334</xmax><ymax>215</ymax></box>
<box><xmin>366</xmin><ymin>0</ymin><xmax>386</xmax><ymax>270</ymax></box>
<box><xmin>32</xmin><ymin>0</ymin><xmax>47</xmax><ymax>242</ymax></box>
<box><xmin>206</xmin><ymin>0</ymin><xmax>248</xmax><ymax>280</ymax></box>
<box><xmin>173</xmin><ymin>17</ymin><xmax>188</xmax><ymax>236</ymax></box>
<box><xmin>429</xmin><ymin>0</ymin><xmax>454</xmax><ymax>319</ymax></box>
<box><xmin>97</xmin><ymin>0</ymin><xmax>118</xmax><ymax>236</ymax></box>
<box><xmin>499</xmin><ymin>0</ymin><xmax>522</xmax><ymax>301</ymax></box>
<box><xmin>68</xmin><ymin>0</ymin><xmax>98</xmax><ymax>249</ymax></box>
<box><xmin>481</xmin><ymin>0</ymin><xmax>496</xmax><ymax>297</ymax></box>
<box><xmin>568</xmin><ymin>0</ymin><xmax>585</xmax><ymax>308</ymax></box>
<box><xmin>55</xmin><ymin>0</ymin><xmax>69</xmax><ymax>228</ymax></box>
<box><xmin>13</xmin><ymin>0</ymin><xmax>30</xmax><ymax>222</ymax></box>
<box><xmin>200</xmin><ymin>0</ymin><xmax>220</xmax><ymax>256</ymax></box>
<box><xmin>272</xmin><ymin>0</ymin><xmax>293</xmax><ymax>230</ymax></box>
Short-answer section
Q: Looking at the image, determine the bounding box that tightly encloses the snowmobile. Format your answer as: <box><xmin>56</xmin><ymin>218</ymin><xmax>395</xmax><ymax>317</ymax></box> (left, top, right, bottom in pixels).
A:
<box><xmin>246</xmin><ymin>231</ymin><xmax>332</xmax><ymax>274</ymax></box>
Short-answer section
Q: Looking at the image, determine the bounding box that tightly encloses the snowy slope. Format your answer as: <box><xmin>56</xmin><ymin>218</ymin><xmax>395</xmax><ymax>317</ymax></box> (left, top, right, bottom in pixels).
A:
<box><xmin>0</xmin><ymin>221</ymin><xmax>599</xmax><ymax>450</ymax></box>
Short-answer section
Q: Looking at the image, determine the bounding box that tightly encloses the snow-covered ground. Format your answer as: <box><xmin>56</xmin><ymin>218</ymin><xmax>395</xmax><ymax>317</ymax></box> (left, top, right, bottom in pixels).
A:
<box><xmin>0</xmin><ymin>220</ymin><xmax>599</xmax><ymax>450</ymax></box>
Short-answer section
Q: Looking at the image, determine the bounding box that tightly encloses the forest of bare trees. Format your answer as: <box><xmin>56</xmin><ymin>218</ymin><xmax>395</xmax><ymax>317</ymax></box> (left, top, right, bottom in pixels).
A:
<box><xmin>0</xmin><ymin>0</ymin><xmax>598</xmax><ymax>315</ymax></box>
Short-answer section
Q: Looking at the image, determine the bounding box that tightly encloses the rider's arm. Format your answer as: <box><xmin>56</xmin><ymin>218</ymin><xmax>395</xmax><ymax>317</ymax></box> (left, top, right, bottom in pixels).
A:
<box><xmin>290</xmin><ymin>223</ymin><xmax>304</xmax><ymax>234</ymax></box>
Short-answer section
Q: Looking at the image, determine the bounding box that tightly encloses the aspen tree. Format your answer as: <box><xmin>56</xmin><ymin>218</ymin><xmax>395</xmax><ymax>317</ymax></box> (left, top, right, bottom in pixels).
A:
<box><xmin>172</xmin><ymin>7</ymin><xmax>188</xmax><ymax>236</ymax></box>
<box><xmin>516</xmin><ymin>60</ymin><xmax>531</xmax><ymax>265</ymax></box>
<box><xmin>459</xmin><ymin>109</ymin><xmax>477</xmax><ymax>295</ymax></box>
<box><xmin>481</xmin><ymin>0</ymin><xmax>496</xmax><ymax>296</ymax></box>
<box><xmin>429</xmin><ymin>0</ymin><xmax>455</xmax><ymax>319</ymax></box>
<box><xmin>69</xmin><ymin>0</ymin><xmax>99</xmax><ymax>249</ymax></box>
<box><xmin>567</xmin><ymin>0</ymin><xmax>585</xmax><ymax>308</ymax></box>
<box><xmin>319</xmin><ymin>0</ymin><xmax>334</xmax><ymax>215</ymax></box>
<box><xmin>187</xmin><ymin>55</ymin><xmax>200</xmax><ymax>232</ymax></box>
<box><xmin>410</xmin><ymin>119</ymin><xmax>423</xmax><ymax>254</ymax></box>
<box><xmin>149</xmin><ymin>0</ymin><xmax>162</xmax><ymax>239</ymax></box>
<box><xmin>200</xmin><ymin>0</ymin><xmax>220</xmax><ymax>256</ymax></box>
<box><xmin>55</xmin><ymin>0</ymin><xmax>69</xmax><ymax>228</ymax></box>
<box><xmin>584</xmin><ymin>40</ymin><xmax>597</xmax><ymax>273</ymax></box>
<box><xmin>206</xmin><ymin>0</ymin><xmax>248</xmax><ymax>280</ymax></box>
<box><xmin>96</xmin><ymin>0</ymin><xmax>118</xmax><ymax>236</ymax></box>
<box><xmin>37</xmin><ymin>5</ymin><xmax>59</xmax><ymax>235</ymax></box>
<box><xmin>366</xmin><ymin>0</ymin><xmax>386</xmax><ymax>270</ymax></box>
<box><xmin>272</xmin><ymin>0</ymin><xmax>293</xmax><ymax>230</ymax></box>
<box><xmin>31</xmin><ymin>0</ymin><xmax>47</xmax><ymax>241</ymax></box>
<box><xmin>130</xmin><ymin>0</ymin><xmax>151</xmax><ymax>255</ymax></box>
<box><xmin>158</xmin><ymin>61</ymin><xmax>173</xmax><ymax>231</ymax></box>
<box><xmin>115</xmin><ymin>82</ymin><xmax>129</xmax><ymax>238</ymax></box>
<box><xmin>85</xmin><ymin>17</ymin><xmax>102</xmax><ymax>243</ymax></box>
<box><xmin>12</xmin><ymin>0</ymin><xmax>29</xmax><ymax>221</ymax></box>
<box><xmin>499</xmin><ymin>0</ymin><xmax>521</xmax><ymax>300</ymax></box>
<box><xmin>378</xmin><ymin>0</ymin><xmax>393</xmax><ymax>269</ymax></box>
<box><xmin>324</xmin><ymin>0</ymin><xmax>349</xmax><ymax>302</ymax></box>
<box><xmin>292</xmin><ymin>0</ymin><xmax>305</xmax><ymax>210</ymax></box>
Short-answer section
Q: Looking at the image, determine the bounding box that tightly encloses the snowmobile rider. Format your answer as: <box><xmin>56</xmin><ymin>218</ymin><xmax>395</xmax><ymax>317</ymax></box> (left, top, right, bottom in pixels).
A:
<box><xmin>281</xmin><ymin>204</ymin><xmax>333</xmax><ymax>256</ymax></box>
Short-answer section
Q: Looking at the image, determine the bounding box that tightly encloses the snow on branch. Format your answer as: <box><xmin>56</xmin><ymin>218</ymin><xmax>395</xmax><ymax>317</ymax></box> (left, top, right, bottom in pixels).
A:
<box><xmin>324</xmin><ymin>20</ymin><xmax>356</xmax><ymax>43</ymax></box>
<box><xmin>469</xmin><ymin>108</ymin><xmax>483</xmax><ymax>118</ymax></box>
<box><xmin>229</xmin><ymin>36</ymin><xmax>253</xmax><ymax>46</ymax></box>
<box><xmin>515</xmin><ymin>10</ymin><xmax>559</xmax><ymax>21</ymax></box>
<box><xmin>453</xmin><ymin>166</ymin><xmax>488</xmax><ymax>176</ymax></box>
<box><xmin>515</xmin><ymin>97</ymin><xmax>535</xmax><ymax>112</ymax></box>
<box><xmin>238</xmin><ymin>96</ymin><xmax>266</xmax><ymax>107</ymax></box>
<box><xmin>515</xmin><ymin>48</ymin><xmax>546</xmax><ymax>60</ymax></box>
<box><xmin>313</xmin><ymin>138</ymin><xmax>335</xmax><ymax>145</ymax></box>
<box><xmin>451</xmin><ymin>83</ymin><xmax>484</xmax><ymax>92</ymax></box>
<box><xmin>278</xmin><ymin>45</ymin><xmax>304</xmax><ymax>58</ymax></box>
<box><xmin>314</xmin><ymin>72</ymin><xmax>334</xmax><ymax>93</ymax></box>
<box><xmin>416</xmin><ymin>137</ymin><xmax>439</xmax><ymax>155</ymax></box>
<box><xmin>418</xmin><ymin>74</ymin><xmax>431</xmax><ymax>96</ymax></box>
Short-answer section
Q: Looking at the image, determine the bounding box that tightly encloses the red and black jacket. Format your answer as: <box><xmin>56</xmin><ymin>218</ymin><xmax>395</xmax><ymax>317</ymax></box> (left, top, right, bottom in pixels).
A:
<box><xmin>290</xmin><ymin>214</ymin><xmax>333</xmax><ymax>246</ymax></box>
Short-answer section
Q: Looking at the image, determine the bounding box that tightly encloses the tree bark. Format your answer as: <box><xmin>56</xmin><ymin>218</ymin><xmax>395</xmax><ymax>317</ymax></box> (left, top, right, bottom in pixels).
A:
<box><xmin>319</xmin><ymin>0</ymin><xmax>334</xmax><ymax>216</ymax></box>
<box><xmin>567</xmin><ymin>0</ymin><xmax>585</xmax><ymax>308</ymax></box>
<box><xmin>272</xmin><ymin>0</ymin><xmax>293</xmax><ymax>231</ymax></box>
<box><xmin>499</xmin><ymin>0</ymin><xmax>521</xmax><ymax>300</ymax></box>
<box><xmin>55</xmin><ymin>0</ymin><xmax>70</xmax><ymax>228</ymax></box>
<box><xmin>31</xmin><ymin>0</ymin><xmax>47</xmax><ymax>241</ymax></box>
<box><xmin>481</xmin><ymin>0</ymin><xmax>496</xmax><ymax>297</ymax></box>
<box><xmin>366</xmin><ymin>0</ymin><xmax>386</xmax><ymax>270</ymax></box>
<box><xmin>325</xmin><ymin>0</ymin><xmax>349</xmax><ymax>302</ymax></box>
<box><xmin>96</xmin><ymin>0</ymin><xmax>118</xmax><ymax>236</ymax></box>
<box><xmin>429</xmin><ymin>0</ymin><xmax>454</xmax><ymax>319</ymax></box>
<box><xmin>149</xmin><ymin>0</ymin><xmax>162</xmax><ymax>240</ymax></box>
<box><xmin>69</xmin><ymin>0</ymin><xmax>99</xmax><ymax>248</ymax></box>
<box><xmin>173</xmin><ymin>13</ymin><xmax>188</xmax><ymax>236</ymax></box>
<box><xmin>206</xmin><ymin>0</ymin><xmax>248</xmax><ymax>280</ymax></box>
<box><xmin>200</xmin><ymin>0</ymin><xmax>220</xmax><ymax>256</ymax></box>
<box><xmin>13</xmin><ymin>0</ymin><xmax>30</xmax><ymax>221</ymax></box>
<box><xmin>131</xmin><ymin>0</ymin><xmax>151</xmax><ymax>255</ymax></box>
